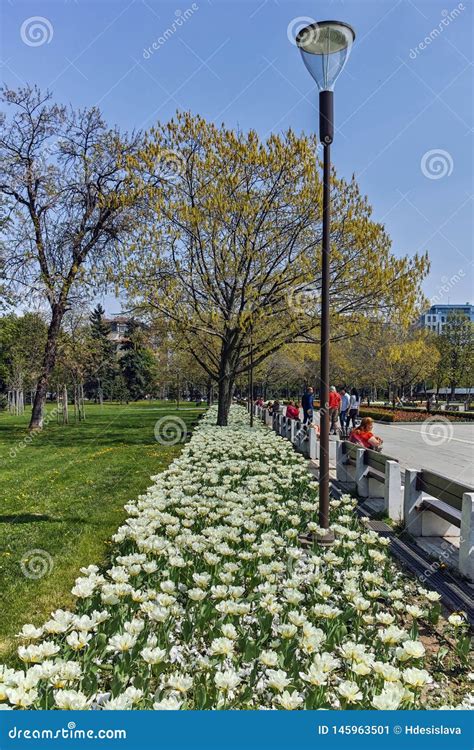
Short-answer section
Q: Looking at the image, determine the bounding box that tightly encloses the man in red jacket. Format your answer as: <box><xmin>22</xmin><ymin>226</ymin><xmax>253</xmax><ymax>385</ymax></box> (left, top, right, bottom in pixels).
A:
<box><xmin>328</xmin><ymin>386</ymin><xmax>341</xmax><ymax>435</ymax></box>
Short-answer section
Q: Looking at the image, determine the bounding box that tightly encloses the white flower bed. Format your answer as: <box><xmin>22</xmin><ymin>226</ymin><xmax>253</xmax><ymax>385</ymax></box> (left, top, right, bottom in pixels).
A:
<box><xmin>0</xmin><ymin>407</ymin><xmax>470</xmax><ymax>710</ymax></box>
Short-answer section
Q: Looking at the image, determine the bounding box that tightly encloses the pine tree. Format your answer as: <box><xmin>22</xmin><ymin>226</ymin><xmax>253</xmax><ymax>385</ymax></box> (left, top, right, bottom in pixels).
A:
<box><xmin>87</xmin><ymin>305</ymin><xmax>118</xmax><ymax>401</ymax></box>
<box><xmin>90</xmin><ymin>304</ymin><xmax>111</xmax><ymax>340</ymax></box>
<box><xmin>119</xmin><ymin>320</ymin><xmax>156</xmax><ymax>400</ymax></box>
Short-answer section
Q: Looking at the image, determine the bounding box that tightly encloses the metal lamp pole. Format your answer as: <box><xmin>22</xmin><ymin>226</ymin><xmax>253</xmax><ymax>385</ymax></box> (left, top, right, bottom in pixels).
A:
<box><xmin>249</xmin><ymin>322</ymin><xmax>254</xmax><ymax>427</ymax></box>
<box><xmin>295</xmin><ymin>20</ymin><xmax>355</xmax><ymax>542</ymax></box>
<box><xmin>319</xmin><ymin>90</ymin><xmax>333</xmax><ymax>534</ymax></box>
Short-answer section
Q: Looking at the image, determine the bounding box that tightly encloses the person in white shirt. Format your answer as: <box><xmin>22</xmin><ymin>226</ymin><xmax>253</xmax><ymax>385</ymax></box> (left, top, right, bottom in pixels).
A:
<box><xmin>347</xmin><ymin>387</ymin><xmax>360</xmax><ymax>429</ymax></box>
<box><xmin>339</xmin><ymin>387</ymin><xmax>350</xmax><ymax>432</ymax></box>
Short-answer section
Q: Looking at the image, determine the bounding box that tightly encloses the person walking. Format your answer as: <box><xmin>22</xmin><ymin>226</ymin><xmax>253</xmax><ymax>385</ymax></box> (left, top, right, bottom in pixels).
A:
<box><xmin>339</xmin><ymin>387</ymin><xmax>350</xmax><ymax>435</ymax></box>
<box><xmin>328</xmin><ymin>385</ymin><xmax>341</xmax><ymax>435</ymax></box>
<box><xmin>301</xmin><ymin>386</ymin><xmax>314</xmax><ymax>425</ymax></box>
<box><xmin>347</xmin><ymin>387</ymin><xmax>360</xmax><ymax>430</ymax></box>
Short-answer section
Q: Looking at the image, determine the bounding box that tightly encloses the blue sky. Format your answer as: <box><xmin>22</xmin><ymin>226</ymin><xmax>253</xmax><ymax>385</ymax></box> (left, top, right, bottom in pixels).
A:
<box><xmin>1</xmin><ymin>0</ymin><xmax>473</xmax><ymax>313</ymax></box>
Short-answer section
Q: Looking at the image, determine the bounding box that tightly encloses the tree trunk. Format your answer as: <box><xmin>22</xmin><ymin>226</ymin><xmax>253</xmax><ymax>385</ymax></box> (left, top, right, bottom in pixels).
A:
<box><xmin>29</xmin><ymin>304</ymin><xmax>64</xmax><ymax>431</ymax></box>
<box><xmin>216</xmin><ymin>339</ymin><xmax>236</xmax><ymax>426</ymax></box>
<box><xmin>97</xmin><ymin>378</ymin><xmax>103</xmax><ymax>406</ymax></box>
<box><xmin>206</xmin><ymin>378</ymin><xmax>213</xmax><ymax>406</ymax></box>
<box><xmin>63</xmin><ymin>384</ymin><xmax>69</xmax><ymax>425</ymax></box>
<box><xmin>217</xmin><ymin>374</ymin><xmax>233</xmax><ymax>425</ymax></box>
<box><xmin>80</xmin><ymin>382</ymin><xmax>85</xmax><ymax>420</ymax></box>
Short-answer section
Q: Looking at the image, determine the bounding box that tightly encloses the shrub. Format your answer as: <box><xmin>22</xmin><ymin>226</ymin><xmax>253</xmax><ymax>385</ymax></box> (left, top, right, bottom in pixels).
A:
<box><xmin>359</xmin><ymin>407</ymin><xmax>466</xmax><ymax>423</ymax></box>
<box><xmin>358</xmin><ymin>408</ymin><xmax>394</xmax><ymax>423</ymax></box>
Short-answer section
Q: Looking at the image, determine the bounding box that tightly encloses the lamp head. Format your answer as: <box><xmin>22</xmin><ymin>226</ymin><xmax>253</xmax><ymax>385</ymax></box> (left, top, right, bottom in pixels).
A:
<box><xmin>296</xmin><ymin>20</ymin><xmax>355</xmax><ymax>91</ymax></box>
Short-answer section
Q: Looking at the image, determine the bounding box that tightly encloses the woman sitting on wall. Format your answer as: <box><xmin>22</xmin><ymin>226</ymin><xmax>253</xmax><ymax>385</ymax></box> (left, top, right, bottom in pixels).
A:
<box><xmin>285</xmin><ymin>401</ymin><xmax>300</xmax><ymax>420</ymax></box>
<box><xmin>349</xmin><ymin>417</ymin><xmax>383</xmax><ymax>451</ymax></box>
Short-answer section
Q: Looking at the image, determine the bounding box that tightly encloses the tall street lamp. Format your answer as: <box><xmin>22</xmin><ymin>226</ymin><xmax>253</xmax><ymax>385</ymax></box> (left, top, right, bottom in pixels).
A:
<box><xmin>296</xmin><ymin>21</ymin><xmax>355</xmax><ymax>541</ymax></box>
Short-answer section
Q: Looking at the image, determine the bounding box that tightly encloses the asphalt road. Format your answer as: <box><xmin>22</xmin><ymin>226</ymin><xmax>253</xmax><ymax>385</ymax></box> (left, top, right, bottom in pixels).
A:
<box><xmin>373</xmin><ymin>421</ymin><xmax>474</xmax><ymax>487</ymax></box>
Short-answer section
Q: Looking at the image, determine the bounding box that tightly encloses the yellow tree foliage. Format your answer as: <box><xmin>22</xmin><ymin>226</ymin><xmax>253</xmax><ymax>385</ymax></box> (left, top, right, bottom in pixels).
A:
<box><xmin>125</xmin><ymin>113</ymin><xmax>429</xmax><ymax>424</ymax></box>
<box><xmin>383</xmin><ymin>334</ymin><xmax>440</xmax><ymax>392</ymax></box>
<box><xmin>330</xmin><ymin>326</ymin><xmax>440</xmax><ymax>398</ymax></box>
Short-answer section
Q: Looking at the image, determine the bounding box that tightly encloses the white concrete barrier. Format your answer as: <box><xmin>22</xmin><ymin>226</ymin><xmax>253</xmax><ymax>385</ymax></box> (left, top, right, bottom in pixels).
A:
<box><xmin>403</xmin><ymin>468</ymin><xmax>472</xmax><ymax>582</ymax></box>
<box><xmin>336</xmin><ymin>443</ymin><xmax>402</xmax><ymax>522</ymax></box>
<box><xmin>308</xmin><ymin>426</ymin><xmax>318</xmax><ymax>461</ymax></box>
<box><xmin>336</xmin><ymin>442</ymin><xmax>356</xmax><ymax>490</ymax></box>
<box><xmin>277</xmin><ymin>414</ymin><xmax>285</xmax><ymax>436</ymax></box>
<box><xmin>460</xmin><ymin>492</ymin><xmax>474</xmax><ymax>581</ymax></box>
<box><xmin>403</xmin><ymin>468</ymin><xmax>423</xmax><ymax>537</ymax></box>
<box><xmin>384</xmin><ymin>461</ymin><xmax>403</xmax><ymax>522</ymax></box>
<box><xmin>293</xmin><ymin>422</ymin><xmax>308</xmax><ymax>456</ymax></box>
<box><xmin>265</xmin><ymin>405</ymin><xmax>472</xmax><ymax>581</ymax></box>
<box><xmin>355</xmin><ymin>447</ymin><xmax>369</xmax><ymax>498</ymax></box>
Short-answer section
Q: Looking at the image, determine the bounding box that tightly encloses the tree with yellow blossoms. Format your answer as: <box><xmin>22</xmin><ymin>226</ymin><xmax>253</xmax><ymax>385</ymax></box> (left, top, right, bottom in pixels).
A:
<box><xmin>381</xmin><ymin>330</ymin><xmax>441</xmax><ymax>400</ymax></box>
<box><xmin>126</xmin><ymin>113</ymin><xmax>429</xmax><ymax>425</ymax></box>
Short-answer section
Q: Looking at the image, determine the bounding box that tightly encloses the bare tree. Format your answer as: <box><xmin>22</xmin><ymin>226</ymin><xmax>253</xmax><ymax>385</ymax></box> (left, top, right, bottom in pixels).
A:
<box><xmin>0</xmin><ymin>85</ymin><xmax>141</xmax><ymax>428</ymax></box>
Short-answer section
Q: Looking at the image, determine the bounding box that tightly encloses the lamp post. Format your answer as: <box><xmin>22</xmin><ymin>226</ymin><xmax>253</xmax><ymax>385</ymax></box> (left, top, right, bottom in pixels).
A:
<box><xmin>249</xmin><ymin>321</ymin><xmax>254</xmax><ymax>427</ymax></box>
<box><xmin>296</xmin><ymin>21</ymin><xmax>355</xmax><ymax>540</ymax></box>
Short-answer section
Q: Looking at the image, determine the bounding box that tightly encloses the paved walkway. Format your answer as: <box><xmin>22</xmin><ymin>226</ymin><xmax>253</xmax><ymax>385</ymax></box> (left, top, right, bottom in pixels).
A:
<box><xmin>305</xmin><ymin>430</ymin><xmax>474</xmax><ymax>620</ymax></box>
<box><xmin>305</xmin><ymin>407</ymin><xmax>474</xmax><ymax>486</ymax></box>
<box><xmin>371</xmin><ymin>422</ymin><xmax>474</xmax><ymax>487</ymax></box>
<box><xmin>269</xmin><ymin>407</ymin><xmax>473</xmax><ymax>486</ymax></box>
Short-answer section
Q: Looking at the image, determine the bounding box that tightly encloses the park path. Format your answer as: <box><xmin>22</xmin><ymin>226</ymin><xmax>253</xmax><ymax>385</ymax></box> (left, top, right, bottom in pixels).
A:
<box><xmin>372</xmin><ymin>422</ymin><xmax>474</xmax><ymax>487</ymax></box>
<box><xmin>304</xmin><ymin>407</ymin><xmax>473</xmax><ymax>487</ymax></box>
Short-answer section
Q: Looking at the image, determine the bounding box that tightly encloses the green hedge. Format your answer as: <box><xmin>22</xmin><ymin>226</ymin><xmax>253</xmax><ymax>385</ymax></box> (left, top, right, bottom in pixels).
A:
<box><xmin>359</xmin><ymin>408</ymin><xmax>395</xmax><ymax>423</ymax></box>
<box><xmin>433</xmin><ymin>409</ymin><xmax>474</xmax><ymax>420</ymax></box>
<box><xmin>359</xmin><ymin>407</ymin><xmax>469</xmax><ymax>423</ymax></box>
<box><xmin>363</xmin><ymin>405</ymin><xmax>473</xmax><ymax>421</ymax></box>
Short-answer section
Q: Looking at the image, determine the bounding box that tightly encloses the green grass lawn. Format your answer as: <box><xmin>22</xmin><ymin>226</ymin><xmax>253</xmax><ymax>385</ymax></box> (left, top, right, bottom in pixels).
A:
<box><xmin>0</xmin><ymin>400</ymin><xmax>205</xmax><ymax>662</ymax></box>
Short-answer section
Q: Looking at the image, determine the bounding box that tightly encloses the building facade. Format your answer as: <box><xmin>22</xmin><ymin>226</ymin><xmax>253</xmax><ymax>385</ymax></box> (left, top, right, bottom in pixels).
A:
<box><xmin>418</xmin><ymin>303</ymin><xmax>474</xmax><ymax>334</ymax></box>
<box><xmin>103</xmin><ymin>316</ymin><xmax>132</xmax><ymax>352</ymax></box>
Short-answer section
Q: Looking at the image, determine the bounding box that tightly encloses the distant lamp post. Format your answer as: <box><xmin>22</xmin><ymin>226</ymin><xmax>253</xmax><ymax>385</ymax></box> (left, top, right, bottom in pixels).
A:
<box><xmin>249</xmin><ymin>321</ymin><xmax>254</xmax><ymax>427</ymax></box>
<box><xmin>296</xmin><ymin>21</ymin><xmax>355</xmax><ymax>541</ymax></box>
